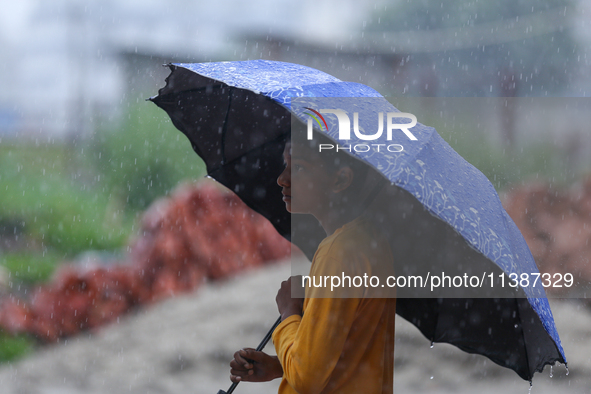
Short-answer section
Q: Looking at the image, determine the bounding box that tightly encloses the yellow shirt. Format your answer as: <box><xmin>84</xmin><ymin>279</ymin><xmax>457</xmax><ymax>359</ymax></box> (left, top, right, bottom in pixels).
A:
<box><xmin>272</xmin><ymin>214</ymin><xmax>396</xmax><ymax>394</ymax></box>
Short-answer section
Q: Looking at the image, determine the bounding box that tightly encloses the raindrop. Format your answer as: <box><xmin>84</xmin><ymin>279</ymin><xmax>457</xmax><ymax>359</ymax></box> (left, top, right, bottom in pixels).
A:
<box><xmin>430</xmin><ymin>376</ymin><xmax>433</xmax><ymax>380</ymax></box>
<box><xmin>430</xmin><ymin>341</ymin><xmax>434</xmax><ymax>349</ymax></box>
<box><xmin>549</xmin><ymin>365</ymin><xmax>553</xmax><ymax>378</ymax></box>
<box><xmin>566</xmin><ymin>366</ymin><xmax>569</xmax><ymax>376</ymax></box>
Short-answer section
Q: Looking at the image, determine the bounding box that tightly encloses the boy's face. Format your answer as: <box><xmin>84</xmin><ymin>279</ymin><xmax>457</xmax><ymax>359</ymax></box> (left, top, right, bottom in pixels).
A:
<box><xmin>277</xmin><ymin>141</ymin><xmax>334</xmax><ymax>215</ymax></box>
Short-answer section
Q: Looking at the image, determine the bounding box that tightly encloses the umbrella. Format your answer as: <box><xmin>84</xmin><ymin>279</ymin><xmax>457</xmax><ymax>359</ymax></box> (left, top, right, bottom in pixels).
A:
<box><xmin>149</xmin><ymin>59</ymin><xmax>566</xmax><ymax>382</ymax></box>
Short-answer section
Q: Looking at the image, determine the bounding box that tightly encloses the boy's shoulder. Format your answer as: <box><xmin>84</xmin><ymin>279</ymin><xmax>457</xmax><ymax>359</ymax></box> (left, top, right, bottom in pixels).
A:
<box><xmin>318</xmin><ymin>215</ymin><xmax>380</xmax><ymax>254</ymax></box>
<box><xmin>309</xmin><ymin>214</ymin><xmax>396</xmax><ymax>298</ymax></box>
<box><xmin>314</xmin><ymin>215</ymin><xmax>390</xmax><ymax>269</ymax></box>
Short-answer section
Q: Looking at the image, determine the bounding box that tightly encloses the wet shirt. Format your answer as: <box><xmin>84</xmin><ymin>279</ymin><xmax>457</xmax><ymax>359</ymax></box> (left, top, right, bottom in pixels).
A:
<box><xmin>272</xmin><ymin>214</ymin><xmax>396</xmax><ymax>394</ymax></box>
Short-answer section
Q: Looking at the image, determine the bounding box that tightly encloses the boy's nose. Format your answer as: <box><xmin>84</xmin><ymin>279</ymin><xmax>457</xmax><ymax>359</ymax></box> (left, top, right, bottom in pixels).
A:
<box><xmin>277</xmin><ymin>167</ymin><xmax>290</xmax><ymax>187</ymax></box>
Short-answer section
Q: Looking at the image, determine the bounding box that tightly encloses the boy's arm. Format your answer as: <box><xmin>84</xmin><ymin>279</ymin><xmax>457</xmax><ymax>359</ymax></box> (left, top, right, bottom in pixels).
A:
<box><xmin>272</xmin><ymin>295</ymin><xmax>361</xmax><ymax>393</ymax></box>
<box><xmin>272</xmin><ymin>255</ymin><xmax>364</xmax><ymax>394</ymax></box>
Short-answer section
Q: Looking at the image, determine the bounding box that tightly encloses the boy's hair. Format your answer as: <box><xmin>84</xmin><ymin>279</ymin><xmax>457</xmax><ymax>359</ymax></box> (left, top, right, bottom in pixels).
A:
<box><xmin>289</xmin><ymin>120</ymin><xmax>371</xmax><ymax>191</ymax></box>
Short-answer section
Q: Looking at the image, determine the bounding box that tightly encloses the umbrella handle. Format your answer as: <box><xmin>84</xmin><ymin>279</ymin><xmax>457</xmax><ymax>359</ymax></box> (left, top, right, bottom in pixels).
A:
<box><xmin>216</xmin><ymin>316</ymin><xmax>283</xmax><ymax>394</ymax></box>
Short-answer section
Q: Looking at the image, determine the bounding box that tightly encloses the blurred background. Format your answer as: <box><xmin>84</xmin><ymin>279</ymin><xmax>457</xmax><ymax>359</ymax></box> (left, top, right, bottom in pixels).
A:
<box><xmin>1</xmin><ymin>0</ymin><xmax>591</xmax><ymax>393</ymax></box>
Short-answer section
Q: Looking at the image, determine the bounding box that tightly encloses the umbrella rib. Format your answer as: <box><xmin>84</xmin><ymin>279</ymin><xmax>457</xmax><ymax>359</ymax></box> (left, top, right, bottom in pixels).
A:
<box><xmin>208</xmin><ymin>131</ymin><xmax>291</xmax><ymax>176</ymax></box>
<box><xmin>151</xmin><ymin>84</ymin><xmax>228</xmax><ymax>101</ymax></box>
<box><xmin>220</xmin><ymin>87</ymin><xmax>234</xmax><ymax>165</ymax></box>
<box><xmin>514</xmin><ymin>298</ymin><xmax>532</xmax><ymax>381</ymax></box>
<box><xmin>432</xmin><ymin>298</ymin><xmax>442</xmax><ymax>345</ymax></box>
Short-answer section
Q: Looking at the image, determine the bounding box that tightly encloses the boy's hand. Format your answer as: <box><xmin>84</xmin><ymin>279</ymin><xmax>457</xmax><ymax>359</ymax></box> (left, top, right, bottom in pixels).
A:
<box><xmin>276</xmin><ymin>276</ymin><xmax>304</xmax><ymax>321</ymax></box>
<box><xmin>230</xmin><ymin>348</ymin><xmax>283</xmax><ymax>383</ymax></box>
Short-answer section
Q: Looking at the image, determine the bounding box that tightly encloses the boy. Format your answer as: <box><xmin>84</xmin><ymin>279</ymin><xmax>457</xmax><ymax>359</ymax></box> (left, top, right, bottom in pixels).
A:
<box><xmin>230</xmin><ymin>133</ymin><xmax>396</xmax><ymax>393</ymax></box>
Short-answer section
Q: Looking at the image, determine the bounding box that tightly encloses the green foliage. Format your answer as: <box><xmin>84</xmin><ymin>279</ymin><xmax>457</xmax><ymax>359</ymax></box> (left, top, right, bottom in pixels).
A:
<box><xmin>423</xmin><ymin>114</ymin><xmax>575</xmax><ymax>191</ymax></box>
<box><xmin>0</xmin><ymin>102</ymin><xmax>205</xmax><ymax>261</ymax></box>
<box><xmin>90</xmin><ymin>103</ymin><xmax>206</xmax><ymax>210</ymax></box>
<box><xmin>0</xmin><ymin>331</ymin><xmax>34</xmax><ymax>363</ymax></box>
<box><xmin>0</xmin><ymin>143</ymin><xmax>132</xmax><ymax>256</ymax></box>
<box><xmin>372</xmin><ymin>0</ymin><xmax>573</xmax><ymax>30</ymax></box>
<box><xmin>0</xmin><ymin>252</ymin><xmax>62</xmax><ymax>284</ymax></box>
<box><xmin>369</xmin><ymin>0</ymin><xmax>578</xmax><ymax>96</ymax></box>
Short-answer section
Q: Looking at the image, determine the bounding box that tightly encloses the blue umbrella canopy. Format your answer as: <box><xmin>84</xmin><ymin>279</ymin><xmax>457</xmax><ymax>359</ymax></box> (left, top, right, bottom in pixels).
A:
<box><xmin>150</xmin><ymin>59</ymin><xmax>566</xmax><ymax>381</ymax></box>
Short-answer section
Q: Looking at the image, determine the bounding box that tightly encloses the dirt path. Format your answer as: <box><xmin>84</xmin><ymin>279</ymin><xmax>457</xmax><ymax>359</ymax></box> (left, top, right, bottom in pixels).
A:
<box><xmin>0</xmin><ymin>260</ymin><xmax>588</xmax><ymax>394</ymax></box>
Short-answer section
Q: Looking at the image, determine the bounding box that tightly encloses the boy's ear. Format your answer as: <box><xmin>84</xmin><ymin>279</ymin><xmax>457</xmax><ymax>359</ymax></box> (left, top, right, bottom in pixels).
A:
<box><xmin>332</xmin><ymin>167</ymin><xmax>354</xmax><ymax>193</ymax></box>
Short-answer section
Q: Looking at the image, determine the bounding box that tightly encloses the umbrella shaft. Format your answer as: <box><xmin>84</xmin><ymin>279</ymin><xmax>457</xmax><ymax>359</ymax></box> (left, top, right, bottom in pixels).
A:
<box><xmin>217</xmin><ymin>316</ymin><xmax>283</xmax><ymax>394</ymax></box>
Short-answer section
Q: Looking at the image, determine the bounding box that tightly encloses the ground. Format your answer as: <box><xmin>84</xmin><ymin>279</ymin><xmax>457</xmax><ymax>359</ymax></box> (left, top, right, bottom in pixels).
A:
<box><xmin>0</xmin><ymin>260</ymin><xmax>588</xmax><ymax>394</ymax></box>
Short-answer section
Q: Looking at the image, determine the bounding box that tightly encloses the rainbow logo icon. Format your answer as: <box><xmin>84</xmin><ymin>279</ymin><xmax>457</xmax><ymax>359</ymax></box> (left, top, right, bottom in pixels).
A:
<box><xmin>303</xmin><ymin>107</ymin><xmax>328</xmax><ymax>131</ymax></box>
